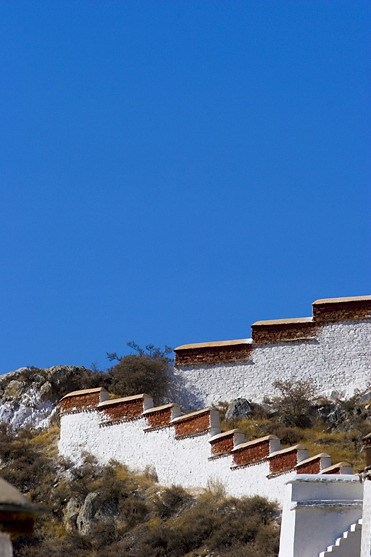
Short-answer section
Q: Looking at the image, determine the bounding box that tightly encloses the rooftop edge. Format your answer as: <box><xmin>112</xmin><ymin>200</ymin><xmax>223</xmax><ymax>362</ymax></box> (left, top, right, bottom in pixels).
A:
<box><xmin>175</xmin><ymin>339</ymin><xmax>252</xmax><ymax>351</ymax></box>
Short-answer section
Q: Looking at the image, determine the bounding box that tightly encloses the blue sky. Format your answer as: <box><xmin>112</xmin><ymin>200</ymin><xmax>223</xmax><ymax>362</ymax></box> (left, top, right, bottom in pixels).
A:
<box><xmin>1</xmin><ymin>1</ymin><xmax>370</xmax><ymax>373</ymax></box>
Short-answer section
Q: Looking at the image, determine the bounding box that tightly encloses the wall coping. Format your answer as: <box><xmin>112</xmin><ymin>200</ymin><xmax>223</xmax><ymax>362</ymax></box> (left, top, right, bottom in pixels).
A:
<box><xmin>209</xmin><ymin>429</ymin><xmax>243</xmax><ymax>443</ymax></box>
<box><xmin>232</xmin><ymin>435</ymin><xmax>279</xmax><ymax>452</ymax></box>
<box><xmin>171</xmin><ymin>408</ymin><xmax>211</xmax><ymax>423</ymax></box>
<box><xmin>287</xmin><ymin>474</ymin><xmax>360</xmax><ymax>484</ymax></box>
<box><xmin>143</xmin><ymin>403</ymin><xmax>179</xmax><ymax>415</ymax></box>
<box><xmin>252</xmin><ymin>317</ymin><xmax>313</xmax><ymax>327</ymax></box>
<box><xmin>97</xmin><ymin>393</ymin><xmax>151</xmax><ymax>408</ymax></box>
<box><xmin>0</xmin><ymin>477</ymin><xmax>36</xmax><ymax>541</ymax></box>
<box><xmin>268</xmin><ymin>444</ymin><xmax>306</xmax><ymax>458</ymax></box>
<box><xmin>0</xmin><ymin>478</ymin><xmax>33</xmax><ymax>511</ymax></box>
<box><xmin>175</xmin><ymin>339</ymin><xmax>252</xmax><ymax>351</ymax></box>
<box><xmin>60</xmin><ymin>387</ymin><xmax>106</xmax><ymax>401</ymax></box>
<box><xmin>313</xmin><ymin>295</ymin><xmax>371</xmax><ymax>305</ymax></box>
<box><xmin>295</xmin><ymin>453</ymin><xmax>330</xmax><ymax>469</ymax></box>
<box><xmin>320</xmin><ymin>462</ymin><xmax>352</xmax><ymax>474</ymax></box>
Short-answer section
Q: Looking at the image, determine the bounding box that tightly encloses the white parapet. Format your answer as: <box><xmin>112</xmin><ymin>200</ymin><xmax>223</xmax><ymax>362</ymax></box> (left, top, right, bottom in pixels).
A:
<box><xmin>58</xmin><ymin>386</ymin><xmax>367</xmax><ymax>512</ymax></box>
<box><xmin>360</xmin><ymin>478</ymin><xmax>371</xmax><ymax>557</ymax></box>
<box><xmin>59</xmin><ymin>406</ymin><xmax>297</xmax><ymax>502</ymax></box>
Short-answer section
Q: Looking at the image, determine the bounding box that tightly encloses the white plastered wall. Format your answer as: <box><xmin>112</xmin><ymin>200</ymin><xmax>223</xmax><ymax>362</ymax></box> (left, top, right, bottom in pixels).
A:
<box><xmin>59</xmin><ymin>411</ymin><xmax>294</xmax><ymax>502</ymax></box>
<box><xmin>278</xmin><ymin>475</ymin><xmax>363</xmax><ymax>557</ymax></box>
<box><xmin>360</xmin><ymin>479</ymin><xmax>371</xmax><ymax>557</ymax></box>
<box><xmin>174</xmin><ymin>321</ymin><xmax>371</xmax><ymax>407</ymax></box>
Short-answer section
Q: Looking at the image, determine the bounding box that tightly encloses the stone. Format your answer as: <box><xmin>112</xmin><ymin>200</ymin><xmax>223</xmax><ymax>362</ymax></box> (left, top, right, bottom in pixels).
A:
<box><xmin>63</xmin><ymin>497</ymin><xmax>80</xmax><ymax>532</ymax></box>
<box><xmin>225</xmin><ymin>398</ymin><xmax>252</xmax><ymax>421</ymax></box>
<box><xmin>76</xmin><ymin>492</ymin><xmax>99</xmax><ymax>536</ymax></box>
<box><xmin>39</xmin><ymin>381</ymin><xmax>53</xmax><ymax>401</ymax></box>
<box><xmin>76</xmin><ymin>492</ymin><xmax>118</xmax><ymax>536</ymax></box>
<box><xmin>356</xmin><ymin>389</ymin><xmax>371</xmax><ymax>404</ymax></box>
<box><xmin>0</xmin><ymin>365</ymin><xmax>101</xmax><ymax>429</ymax></box>
<box><xmin>3</xmin><ymin>380</ymin><xmax>24</xmax><ymax>400</ymax></box>
<box><xmin>31</xmin><ymin>374</ymin><xmax>47</xmax><ymax>386</ymax></box>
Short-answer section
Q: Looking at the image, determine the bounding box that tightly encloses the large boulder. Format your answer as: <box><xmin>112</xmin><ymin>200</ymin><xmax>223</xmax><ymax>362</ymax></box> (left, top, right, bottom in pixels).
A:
<box><xmin>76</xmin><ymin>493</ymin><xmax>100</xmax><ymax>536</ymax></box>
<box><xmin>225</xmin><ymin>398</ymin><xmax>252</xmax><ymax>421</ymax></box>
<box><xmin>63</xmin><ymin>497</ymin><xmax>80</xmax><ymax>533</ymax></box>
<box><xmin>76</xmin><ymin>492</ymin><xmax>119</xmax><ymax>536</ymax></box>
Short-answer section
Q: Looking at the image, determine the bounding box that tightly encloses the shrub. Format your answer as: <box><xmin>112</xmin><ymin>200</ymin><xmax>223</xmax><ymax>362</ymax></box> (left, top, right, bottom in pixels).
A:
<box><xmin>109</xmin><ymin>354</ymin><xmax>170</xmax><ymax>403</ymax></box>
<box><xmin>272</xmin><ymin>379</ymin><xmax>316</xmax><ymax>427</ymax></box>
<box><xmin>153</xmin><ymin>485</ymin><xmax>194</xmax><ymax>519</ymax></box>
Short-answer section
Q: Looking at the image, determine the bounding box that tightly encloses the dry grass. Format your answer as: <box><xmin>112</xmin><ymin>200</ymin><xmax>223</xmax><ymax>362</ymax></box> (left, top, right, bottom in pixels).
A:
<box><xmin>29</xmin><ymin>423</ymin><xmax>60</xmax><ymax>458</ymax></box>
<box><xmin>225</xmin><ymin>416</ymin><xmax>369</xmax><ymax>471</ymax></box>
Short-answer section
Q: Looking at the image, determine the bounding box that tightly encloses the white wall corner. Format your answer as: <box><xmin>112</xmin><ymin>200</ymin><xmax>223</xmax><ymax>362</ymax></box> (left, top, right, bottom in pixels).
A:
<box><xmin>0</xmin><ymin>532</ymin><xmax>13</xmax><ymax>557</ymax></box>
<box><xmin>278</xmin><ymin>475</ymin><xmax>363</xmax><ymax>557</ymax></box>
<box><xmin>360</xmin><ymin>478</ymin><xmax>371</xmax><ymax>557</ymax></box>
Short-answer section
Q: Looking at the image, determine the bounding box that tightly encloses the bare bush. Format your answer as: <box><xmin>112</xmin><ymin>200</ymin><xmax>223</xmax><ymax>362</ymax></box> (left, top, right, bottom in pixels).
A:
<box><xmin>272</xmin><ymin>379</ymin><xmax>316</xmax><ymax>427</ymax></box>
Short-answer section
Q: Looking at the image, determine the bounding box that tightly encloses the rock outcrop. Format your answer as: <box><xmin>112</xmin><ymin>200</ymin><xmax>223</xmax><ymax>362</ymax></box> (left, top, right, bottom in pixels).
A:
<box><xmin>225</xmin><ymin>398</ymin><xmax>252</xmax><ymax>421</ymax></box>
<box><xmin>0</xmin><ymin>366</ymin><xmax>103</xmax><ymax>429</ymax></box>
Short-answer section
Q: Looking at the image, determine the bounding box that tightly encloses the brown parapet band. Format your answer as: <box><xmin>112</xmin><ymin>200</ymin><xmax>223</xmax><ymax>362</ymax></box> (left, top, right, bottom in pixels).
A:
<box><xmin>210</xmin><ymin>434</ymin><xmax>235</xmax><ymax>456</ymax></box>
<box><xmin>252</xmin><ymin>320</ymin><xmax>317</xmax><ymax>344</ymax></box>
<box><xmin>145</xmin><ymin>407</ymin><xmax>174</xmax><ymax>429</ymax></box>
<box><xmin>232</xmin><ymin>438</ymin><xmax>272</xmax><ymax>467</ymax></box>
<box><xmin>172</xmin><ymin>411</ymin><xmax>211</xmax><ymax>437</ymax></box>
<box><xmin>175</xmin><ymin>295</ymin><xmax>370</xmax><ymax>364</ymax></box>
<box><xmin>312</xmin><ymin>298</ymin><xmax>371</xmax><ymax>323</ymax></box>
<box><xmin>59</xmin><ymin>392</ymin><xmax>102</xmax><ymax>414</ymax></box>
<box><xmin>268</xmin><ymin>446</ymin><xmax>304</xmax><ymax>475</ymax></box>
<box><xmin>295</xmin><ymin>459</ymin><xmax>323</xmax><ymax>474</ymax></box>
<box><xmin>98</xmin><ymin>399</ymin><xmax>145</xmax><ymax>422</ymax></box>
<box><xmin>175</xmin><ymin>343</ymin><xmax>253</xmax><ymax>366</ymax></box>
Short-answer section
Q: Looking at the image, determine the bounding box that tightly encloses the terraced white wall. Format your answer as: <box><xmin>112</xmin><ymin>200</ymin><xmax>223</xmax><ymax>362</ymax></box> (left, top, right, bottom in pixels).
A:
<box><xmin>174</xmin><ymin>320</ymin><xmax>371</xmax><ymax>408</ymax></box>
<box><xmin>59</xmin><ymin>410</ymin><xmax>294</xmax><ymax>503</ymax></box>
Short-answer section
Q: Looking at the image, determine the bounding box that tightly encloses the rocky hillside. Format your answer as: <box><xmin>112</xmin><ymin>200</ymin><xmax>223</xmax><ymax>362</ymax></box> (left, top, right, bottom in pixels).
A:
<box><xmin>0</xmin><ymin>366</ymin><xmax>104</xmax><ymax>428</ymax></box>
<box><xmin>0</xmin><ymin>348</ymin><xmax>172</xmax><ymax>429</ymax></box>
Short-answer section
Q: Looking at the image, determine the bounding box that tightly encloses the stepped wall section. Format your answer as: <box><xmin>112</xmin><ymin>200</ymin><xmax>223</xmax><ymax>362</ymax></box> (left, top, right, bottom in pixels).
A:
<box><xmin>58</xmin><ymin>388</ymin><xmax>357</xmax><ymax>505</ymax></box>
<box><xmin>173</xmin><ymin>296</ymin><xmax>371</xmax><ymax>407</ymax></box>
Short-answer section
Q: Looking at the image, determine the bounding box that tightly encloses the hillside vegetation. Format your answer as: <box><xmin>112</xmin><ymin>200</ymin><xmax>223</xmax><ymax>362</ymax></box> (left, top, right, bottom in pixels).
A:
<box><xmin>220</xmin><ymin>380</ymin><xmax>371</xmax><ymax>471</ymax></box>
<box><xmin>0</xmin><ymin>345</ymin><xmax>172</xmax><ymax>429</ymax></box>
<box><xmin>0</xmin><ymin>424</ymin><xmax>279</xmax><ymax>557</ymax></box>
